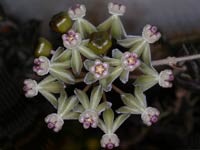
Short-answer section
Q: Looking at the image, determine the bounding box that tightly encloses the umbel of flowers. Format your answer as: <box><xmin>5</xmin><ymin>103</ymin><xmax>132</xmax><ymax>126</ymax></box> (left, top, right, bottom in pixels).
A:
<box><xmin>23</xmin><ymin>2</ymin><xmax>175</xmax><ymax>149</ymax></box>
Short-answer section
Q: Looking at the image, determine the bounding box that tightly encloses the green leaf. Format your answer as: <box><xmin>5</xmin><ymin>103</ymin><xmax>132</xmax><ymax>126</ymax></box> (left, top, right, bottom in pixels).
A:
<box><xmin>78</xmin><ymin>45</ymin><xmax>99</xmax><ymax>59</ymax></box>
<box><xmin>112</xmin><ymin>49</ymin><xmax>123</xmax><ymax>59</ymax></box>
<box><xmin>103</xmin><ymin>108</ymin><xmax>114</xmax><ymax>133</ymax></box>
<box><xmin>90</xmin><ymin>85</ymin><xmax>103</xmax><ymax>109</ymax></box>
<box><xmin>74</xmin><ymin>89</ymin><xmax>90</xmax><ymax>109</ymax></box>
<box><xmin>112</xmin><ymin>114</ymin><xmax>130</xmax><ymax>133</ymax></box>
<box><xmin>119</xmin><ymin>70</ymin><xmax>129</xmax><ymax>84</ymax></box>
<box><xmin>39</xmin><ymin>89</ymin><xmax>57</xmax><ymax>109</ymax></box>
<box><xmin>84</xmin><ymin>72</ymin><xmax>97</xmax><ymax>85</ymax></box>
<box><xmin>71</xmin><ymin>49</ymin><xmax>83</xmax><ymax>76</ymax></box>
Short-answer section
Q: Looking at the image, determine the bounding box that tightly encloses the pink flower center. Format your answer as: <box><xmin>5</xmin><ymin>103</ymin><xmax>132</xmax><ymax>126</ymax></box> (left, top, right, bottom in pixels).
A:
<box><xmin>150</xmin><ymin>115</ymin><xmax>158</xmax><ymax>123</ymax></box>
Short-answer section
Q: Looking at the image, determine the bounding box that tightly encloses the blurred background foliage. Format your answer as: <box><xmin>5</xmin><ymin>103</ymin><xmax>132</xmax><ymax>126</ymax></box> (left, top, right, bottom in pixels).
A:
<box><xmin>1</xmin><ymin>1</ymin><xmax>200</xmax><ymax>150</ymax></box>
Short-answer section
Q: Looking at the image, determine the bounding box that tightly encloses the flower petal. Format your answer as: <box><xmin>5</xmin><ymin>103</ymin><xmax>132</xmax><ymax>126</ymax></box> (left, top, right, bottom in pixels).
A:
<box><xmin>112</xmin><ymin>114</ymin><xmax>130</xmax><ymax>133</ymax></box>
<box><xmin>59</xmin><ymin>95</ymin><xmax>79</xmax><ymax>117</ymax></box>
<box><xmin>100</xmin><ymin>66</ymin><xmax>123</xmax><ymax>91</ymax></box>
<box><xmin>116</xmin><ymin>106</ymin><xmax>141</xmax><ymax>114</ymax></box>
<box><xmin>121</xmin><ymin>93</ymin><xmax>144</xmax><ymax>112</ymax></box>
<box><xmin>103</xmin><ymin>108</ymin><xmax>114</xmax><ymax>133</ymax></box>
<box><xmin>90</xmin><ymin>85</ymin><xmax>103</xmax><ymax>109</ymax></box>
<box><xmin>74</xmin><ymin>89</ymin><xmax>90</xmax><ymax>109</ymax></box>
<box><xmin>103</xmin><ymin>56</ymin><xmax>121</xmax><ymax>66</ymax></box>
<box><xmin>62</xmin><ymin>112</ymin><xmax>80</xmax><ymax>120</ymax></box>
<box><xmin>138</xmin><ymin>62</ymin><xmax>158</xmax><ymax>76</ymax></box>
<box><xmin>112</xmin><ymin>49</ymin><xmax>123</xmax><ymax>59</ymax></box>
<box><xmin>117</xmin><ymin>36</ymin><xmax>143</xmax><ymax>47</ymax></box>
<box><xmin>111</xmin><ymin>16</ymin><xmax>127</xmax><ymax>39</ymax></box>
<box><xmin>134</xmin><ymin>75</ymin><xmax>158</xmax><ymax>91</ymax></box>
<box><xmin>81</xmin><ymin>19</ymin><xmax>97</xmax><ymax>35</ymax></box>
<box><xmin>50</xmin><ymin>67</ymin><xmax>75</xmax><ymax>84</ymax></box>
<box><xmin>39</xmin><ymin>89</ymin><xmax>57</xmax><ymax>109</ymax></box>
<box><xmin>84</xmin><ymin>59</ymin><xmax>94</xmax><ymax>71</ymax></box>
<box><xmin>97</xmin><ymin>17</ymin><xmax>113</xmax><ymax>32</ymax></box>
<box><xmin>142</xmin><ymin>44</ymin><xmax>152</xmax><ymax>66</ymax></box>
<box><xmin>97</xmin><ymin>101</ymin><xmax>112</xmax><ymax>115</ymax></box>
<box><xmin>71</xmin><ymin>49</ymin><xmax>83</xmax><ymax>76</ymax></box>
<box><xmin>98</xmin><ymin>119</ymin><xmax>107</xmax><ymax>133</ymax></box>
<box><xmin>134</xmin><ymin>87</ymin><xmax>147</xmax><ymax>109</ymax></box>
<box><xmin>78</xmin><ymin>45</ymin><xmax>99</xmax><ymax>59</ymax></box>
<box><xmin>119</xmin><ymin>70</ymin><xmax>129</xmax><ymax>84</ymax></box>
<box><xmin>57</xmin><ymin>90</ymin><xmax>68</xmax><ymax>114</ymax></box>
<box><xmin>84</xmin><ymin>72</ymin><xmax>97</xmax><ymax>85</ymax></box>
<box><xmin>51</xmin><ymin>48</ymin><xmax>72</xmax><ymax>62</ymax></box>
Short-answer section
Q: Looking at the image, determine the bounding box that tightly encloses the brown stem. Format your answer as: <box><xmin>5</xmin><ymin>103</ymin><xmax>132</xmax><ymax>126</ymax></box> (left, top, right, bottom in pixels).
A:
<box><xmin>112</xmin><ymin>84</ymin><xmax>124</xmax><ymax>95</ymax></box>
<box><xmin>83</xmin><ymin>85</ymin><xmax>91</xmax><ymax>92</ymax></box>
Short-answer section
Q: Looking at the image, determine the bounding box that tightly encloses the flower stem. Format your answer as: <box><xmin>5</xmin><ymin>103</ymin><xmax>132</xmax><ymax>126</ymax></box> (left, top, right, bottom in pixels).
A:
<box><xmin>75</xmin><ymin>78</ymin><xmax>84</xmax><ymax>83</ymax></box>
<box><xmin>112</xmin><ymin>84</ymin><xmax>124</xmax><ymax>95</ymax></box>
<box><xmin>103</xmin><ymin>92</ymin><xmax>107</xmax><ymax>102</ymax></box>
<box><xmin>83</xmin><ymin>85</ymin><xmax>91</xmax><ymax>92</ymax></box>
<box><xmin>152</xmin><ymin>54</ymin><xmax>200</xmax><ymax>66</ymax></box>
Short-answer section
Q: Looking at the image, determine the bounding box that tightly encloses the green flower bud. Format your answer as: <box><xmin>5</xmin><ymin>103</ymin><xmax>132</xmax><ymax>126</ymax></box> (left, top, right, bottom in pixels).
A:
<box><xmin>34</xmin><ymin>37</ymin><xmax>53</xmax><ymax>57</ymax></box>
<box><xmin>49</xmin><ymin>12</ymin><xmax>72</xmax><ymax>33</ymax></box>
<box><xmin>88</xmin><ymin>31</ymin><xmax>112</xmax><ymax>55</ymax></box>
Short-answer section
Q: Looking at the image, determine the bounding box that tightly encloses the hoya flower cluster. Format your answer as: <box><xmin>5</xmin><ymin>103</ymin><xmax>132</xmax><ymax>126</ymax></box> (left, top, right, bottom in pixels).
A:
<box><xmin>24</xmin><ymin>2</ymin><xmax>174</xmax><ymax>149</ymax></box>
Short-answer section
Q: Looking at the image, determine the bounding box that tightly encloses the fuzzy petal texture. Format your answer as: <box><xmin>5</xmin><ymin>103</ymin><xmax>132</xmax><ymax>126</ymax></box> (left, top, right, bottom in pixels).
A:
<box><xmin>116</xmin><ymin>106</ymin><xmax>141</xmax><ymax>114</ymax></box>
<box><xmin>103</xmin><ymin>108</ymin><xmax>114</xmax><ymax>133</ymax></box>
<box><xmin>90</xmin><ymin>85</ymin><xmax>103</xmax><ymax>109</ymax></box>
<box><xmin>84</xmin><ymin>59</ymin><xmax>94</xmax><ymax>71</ymax></box>
<box><xmin>50</xmin><ymin>67</ymin><xmax>75</xmax><ymax>84</ymax></box>
<box><xmin>74</xmin><ymin>89</ymin><xmax>90</xmax><ymax>109</ymax></box>
<box><xmin>39</xmin><ymin>89</ymin><xmax>57</xmax><ymax>109</ymax></box>
<box><xmin>134</xmin><ymin>75</ymin><xmax>158</xmax><ymax>92</ymax></box>
<box><xmin>84</xmin><ymin>72</ymin><xmax>97</xmax><ymax>85</ymax></box>
<box><xmin>71</xmin><ymin>49</ymin><xmax>83</xmax><ymax>76</ymax></box>
<box><xmin>112</xmin><ymin>49</ymin><xmax>123</xmax><ymax>59</ymax></box>
<box><xmin>97</xmin><ymin>102</ymin><xmax>112</xmax><ymax>115</ymax></box>
<box><xmin>78</xmin><ymin>45</ymin><xmax>99</xmax><ymax>59</ymax></box>
<box><xmin>112</xmin><ymin>114</ymin><xmax>130</xmax><ymax>133</ymax></box>
<box><xmin>111</xmin><ymin>16</ymin><xmax>127</xmax><ymax>39</ymax></box>
<box><xmin>119</xmin><ymin>70</ymin><xmax>129</xmax><ymax>84</ymax></box>
<box><xmin>100</xmin><ymin>66</ymin><xmax>123</xmax><ymax>91</ymax></box>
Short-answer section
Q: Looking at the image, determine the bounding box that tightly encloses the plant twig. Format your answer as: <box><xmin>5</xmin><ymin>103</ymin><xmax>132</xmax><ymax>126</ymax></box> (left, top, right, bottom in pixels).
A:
<box><xmin>83</xmin><ymin>85</ymin><xmax>91</xmax><ymax>92</ymax></box>
<box><xmin>75</xmin><ymin>78</ymin><xmax>84</xmax><ymax>83</ymax></box>
<box><xmin>103</xmin><ymin>92</ymin><xmax>107</xmax><ymax>102</ymax></box>
<box><xmin>112</xmin><ymin>84</ymin><xmax>124</xmax><ymax>95</ymax></box>
<box><xmin>152</xmin><ymin>54</ymin><xmax>200</xmax><ymax>66</ymax></box>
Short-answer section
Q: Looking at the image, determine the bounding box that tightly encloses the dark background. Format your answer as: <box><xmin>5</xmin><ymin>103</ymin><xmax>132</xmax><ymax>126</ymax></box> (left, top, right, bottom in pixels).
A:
<box><xmin>1</xmin><ymin>0</ymin><xmax>200</xmax><ymax>150</ymax></box>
